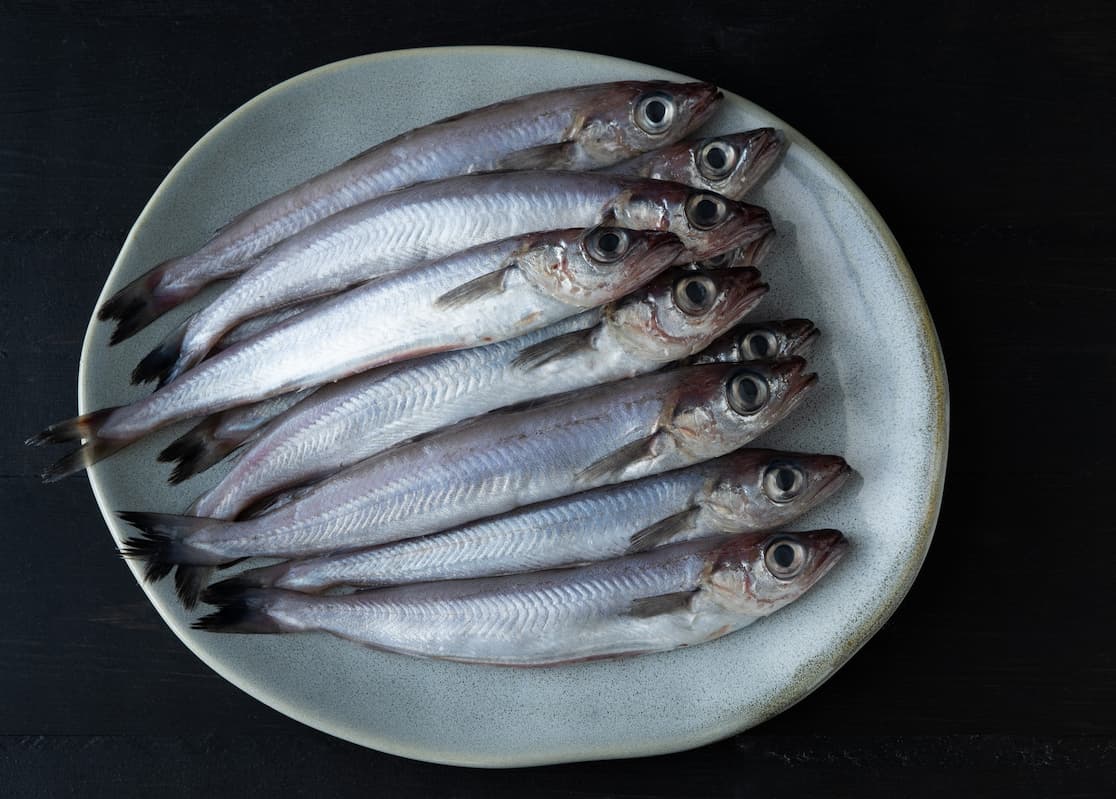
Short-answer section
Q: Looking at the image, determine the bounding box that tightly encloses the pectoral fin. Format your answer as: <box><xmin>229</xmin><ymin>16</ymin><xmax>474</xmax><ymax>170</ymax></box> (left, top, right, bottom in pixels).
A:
<box><xmin>512</xmin><ymin>328</ymin><xmax>596</xmax><ymax>370</ymax></box>
<box><xmin>576</xmin><ymin>432</ymin><xmax>665</xmax><ymax>486</ymax></box>
<box><xmin>435</xmin><ymin>265</ymin><xmax>517</xmax><ymax>310</ymax></box>
<box><xmin>494</xmin><ymin>142</ymin><xmax>578</xmax><ymax>171</ymax></box>
<box><xmin>626</xmin><ymin>507</ymin><xmax>702</xmax><ymax>554</ymax></box>
<box><xmin>628</xmin><ymin>590</ymin><xmax>699</xmax><ymax>618</ymax></box>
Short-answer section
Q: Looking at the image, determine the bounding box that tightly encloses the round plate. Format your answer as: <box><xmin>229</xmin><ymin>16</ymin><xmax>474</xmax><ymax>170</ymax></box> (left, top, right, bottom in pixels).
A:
<box><xmin>79</xmin><ymin>46</ymin><xmax>948</xmax><ymax>767</ymax></box>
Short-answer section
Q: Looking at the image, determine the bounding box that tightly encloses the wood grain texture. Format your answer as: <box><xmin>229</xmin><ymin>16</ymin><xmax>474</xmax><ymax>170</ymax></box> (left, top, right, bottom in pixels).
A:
<box><xmin>2</xmin><ymin>0</ymin><xmax>1115</xmax><ymax>794</ymax></box>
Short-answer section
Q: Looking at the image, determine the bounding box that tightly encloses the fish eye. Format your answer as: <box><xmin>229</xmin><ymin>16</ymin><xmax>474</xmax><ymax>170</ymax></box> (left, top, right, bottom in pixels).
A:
<box><xmin>673</xmin><ymin>273</ymin><xmax>718</xmax><ymax>315</ymax></box>
<box><xmin>697</xmin><ymin>248</ymin><xmax>739</xmax><ymax>269</ymax></box>
<box><xmin>633</xmin><ymin>92</ymin><xmax>676</xmax><ymax>135</ymax></box>
<box><xmin>764</xmin><ymin>538</ymin><xmax>806</xmax><ymax>579</ymax></box>
<box><xmin>726</xmin><ymin>370</ymin><xmax>769</xmax><ymax>414</ymax></box>
<box><xmin>740</xmin><ymin>328</ymin><xmax>779</xmax><ymax>360</ymax></box>
<box><xmin>585</xmin><ymin>228</ymin><xmax>631</xmax><ymax>263</ymax></box>
<box><xmin>763</xmin><ymin>464</ymin><xmax>805</xmax><ymax>503</ymax></box>
<box><xmin>697</xmin><ymin>140</ymin><xmax>738</xmax><ymax>180</ymax></box>
<box><xmin>685</xmin><ymin>193</ymin><xmax>729</xmax><ymax>230</ymax></box>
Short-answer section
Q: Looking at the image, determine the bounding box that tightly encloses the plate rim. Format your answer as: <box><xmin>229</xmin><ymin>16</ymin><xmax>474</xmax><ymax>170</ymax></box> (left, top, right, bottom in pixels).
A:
<box><xmin>78</xmin><ymin>45</ymin><xmax>949</xmax><ymax>767</ymax></box>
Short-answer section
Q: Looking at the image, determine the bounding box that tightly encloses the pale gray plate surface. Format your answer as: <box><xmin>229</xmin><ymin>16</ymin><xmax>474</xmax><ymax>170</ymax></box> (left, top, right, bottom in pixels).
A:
<box><xmin>79</xmin><ymin>46</ymin><xmax>948</xmax><ymax>767</ymax></box>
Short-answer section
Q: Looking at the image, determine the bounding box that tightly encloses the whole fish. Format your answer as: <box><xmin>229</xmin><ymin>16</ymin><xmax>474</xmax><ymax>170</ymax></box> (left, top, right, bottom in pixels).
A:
<box><xmin>692</xmin><ymin>318</ymin><xmax>820</xmax><ymax>364</ymax></box>
<box><xmin>196</xmin><ymin>128</ymin><xmax>784</xmax><ymax>357</ymax></box>
<box><xmin>173</xmin><ymin>265</ymin><xmax>767</xmax><ymax>497</ymax></box>
<box><xmin>131</xmin><ymin>172</ymin><xmax>774</xmax><ymax>386</ymax></box>
<box><xmin>606</xmin><ymin>128</ymin><xmax>784</xmax><ymax>199</ymax></box>
<box><xmin>31</xmin><ymin>226</ymin><xmax>683</xmax><ymax>480</ymax></box>
<box><xmin>98</xmin><ymin>80</ymin><xmax>722</xmax><ymax>342</ymax></box>
<box><xmin>207</xmin><ymin>449</ymin><xmax>851</xmax><ymax>595</ymax></box>
<box><xmin>119</xmin><ymin>360</ymin><xmax>817</xmax><ymax>586</ymax></box>
<box><xmin>193</xmin><ymin>530</ymin><xmax>848</xmax><ymax>666</ymax></box>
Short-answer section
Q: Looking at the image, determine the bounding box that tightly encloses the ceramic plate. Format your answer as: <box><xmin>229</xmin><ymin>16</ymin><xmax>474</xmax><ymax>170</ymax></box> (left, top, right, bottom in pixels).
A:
<box><xmin>79</xmin><ymin>46</ymin><xmax>948</xmax><ymax>767</ymax></box>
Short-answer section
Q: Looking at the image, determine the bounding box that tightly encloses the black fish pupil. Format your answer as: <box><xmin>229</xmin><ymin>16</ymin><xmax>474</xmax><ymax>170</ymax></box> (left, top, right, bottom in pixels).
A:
<box><xmin>773</xmin><ymin>544</ymin><xmax>795</xmax><ymax>568</ymax></box>
<box><xmin>695</xmin><ymin>198</ymin><xmax>718</xmax><ymax>223</ymax></box>
<box><xmin>597</xmin><ymin>232</ymin><xmax>621</xmax><ymax>253</ymax></box>
<box><xmin>685</xmin><ymin>280</ymin><xmax>708</xmax><ymax>305</ymax></box>
<box><xmin>751</xmin><ymin>334</ymin><xmax>770</xmax><ymax>357</ymax></box>
<box><xmin>776</xmin><ymin>468</ymin><xmax>795</xmax><ymax>491</ymax></box>
<box><xmin>645</xmin><ymin>100</ymin><xmax>667</xmax><ymax>123</ymax></box>
<box><xmin>706</xmin><ymin>146</ymin><xmax>727</xmax><ymax>169</ymax></box>
<box><xmin>736</xmin><ymin>377</ymin><xmax>758</xmax><ymax>404</ymax></box>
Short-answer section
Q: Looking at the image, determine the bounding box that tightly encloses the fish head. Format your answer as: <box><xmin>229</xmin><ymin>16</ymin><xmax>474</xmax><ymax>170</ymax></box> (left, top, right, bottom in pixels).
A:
<box><xmin>574</xmin><ymin>81</ymin><xmax>723</xmax><ymax>164</ymax></box>
<box><xmin>605</xmin><ymin>266</ymin><xmax>768</xmax><ymax>361</ymax></box>
<box><xmin>635</xmin><ymin>129</ymin><xmax>786</xmax><ymax>200</ymax></box>
<box><xmin>517</xmin><ymin>226</ymin><xmax>685</xmax><ymax>309</ymax></box>
<box><xmin>628</xmin><ymin>182</ymin><xmax>776</xmax><ymax>263</ymax></box>
<box><xmin>668</xmin><ymin>359</ymin><xmax>817</xmax><ymax>458</ymax></box>
<box><xmin>693</xmin><ymin>318</ymin><xmax>820</xmax><ymax>364</ymax></box>
<box><xmin>705</xmin><ymin>529</ymin><xmax>848</xmax><ymax>615</ymax></box>
<box><xmin>700</xmin><ymin>449</ymin><xmax>852</xmax><ymax>531</ymax></box>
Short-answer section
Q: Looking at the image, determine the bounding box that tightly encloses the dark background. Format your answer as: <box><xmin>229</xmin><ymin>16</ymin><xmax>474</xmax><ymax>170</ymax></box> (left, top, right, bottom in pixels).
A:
<box><xmin>3</xmin><ymin>1</ymin><xmax>1115</xmax><ymax>796</ymax></box>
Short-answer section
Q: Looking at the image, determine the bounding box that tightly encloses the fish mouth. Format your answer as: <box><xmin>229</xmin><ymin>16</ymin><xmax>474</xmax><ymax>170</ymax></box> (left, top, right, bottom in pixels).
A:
<box><xmin>734</xmin><ymin>227</ymin><xmax>777</xmax><ymax>267</ymax></box>
<box><xmin>772</xmin><ymin>357</ymin><xmax>818</xmax><ymax>415</ymax></box>
<box><xmin>744</xmin><ymin>128</ymin><xmax>786</xmax><ymax>174</ymax></box>
<box><xmin>782</xmin><ymin>319</ymin><xmax>820</xmax><ymax>358</ymax></box>
<box><xmin>802</xmin><ymin>529</ymin><xmax>850</xmax><ymax>583</ymax></box>
<box><xmin>684</xmin><ymin>84</ymin><xmax>724</xmax><ymax>132</ymax></box>
<box><xmin>719</xmin><ymin>278</ymin><xmax>770</xmax><ymax>328</ymax></box>
<box><xmin>809</xmin><ymin>456</ymin><xmax>854</xmax><ymax>505</ymax></box>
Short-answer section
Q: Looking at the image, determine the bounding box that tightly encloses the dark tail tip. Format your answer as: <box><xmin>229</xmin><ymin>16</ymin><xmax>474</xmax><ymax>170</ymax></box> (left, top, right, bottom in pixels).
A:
<box><xmin>118</xmin><ymin>531</ymin><xmax>178</xmax><ymax>583</ymax></box>
<box><xmin>117</xmin><ymin>511</ymin><xmax>219</xmax><ymax>583</ymax></box>
<box><xmin>192</xmin><ymin>590</ymin><xmax>283</xmax><ymax>634</ymax></box>
<box><xmin>158</xmin><ymin>418</ymin><xmax>236</xmax><ymax>484</ymax></box>
<box><xmin>131</xmin><ymin>321</ymin><xmax>191</xmax><ymax>386</ymax></box>
<box><xmin>174</xmin><ymin>565</ymin><xmax>215</xmax><ymax>610</ymax></box>
<box><xmin>98</xmin><ymin>262</ymin><xmax>180</xmax><ymax>345</ymax></box>
<box><xmin>27</xmin><ymin>407</ymin><xmax>127</xmax><ymax>482</ymax></box>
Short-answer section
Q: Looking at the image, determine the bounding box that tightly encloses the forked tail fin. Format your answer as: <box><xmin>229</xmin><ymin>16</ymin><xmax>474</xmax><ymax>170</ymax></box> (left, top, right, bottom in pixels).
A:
<box><xmin>158</xmin><ymin>415</ymin><xmax>243</xmax><ymax>484</ymax></box>
<box><xmin>117</xmin><ymin>511</ymin><xmax>231</xmax><ymax>584</ymax></box>
<box><xmin>97</xmin><ymin>259</ymin><xmax>188</xmax><ymax>344</ymax></box>
<box><xmin>193</xmin><ymin>588</ymin><xmax>297</xmax><ymax>634</ymax></box>
<box><xmin>26</xmin><ymin>407</ymin><xmax>130</xmax><ymax>482</ymax></box>
<box><xmin>131</xmin><ymin>316</ymin><xmax>192</xmax><ymax>387</ymax></box>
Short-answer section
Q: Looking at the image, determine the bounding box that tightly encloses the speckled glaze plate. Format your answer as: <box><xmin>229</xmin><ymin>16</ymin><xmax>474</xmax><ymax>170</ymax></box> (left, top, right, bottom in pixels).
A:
<box><xmin>79</xmin><ymin>46</ymin><xmax>947</xmax><ymax>767</ymax></box>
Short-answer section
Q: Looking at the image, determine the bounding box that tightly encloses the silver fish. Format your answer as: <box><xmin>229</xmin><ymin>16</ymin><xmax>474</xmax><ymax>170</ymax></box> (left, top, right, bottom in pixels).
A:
<box><xmin>174</xmin><ymin>265</ymin><xmax>767</xmax><ymax>499</ymax></box>
<box><xmin>98</xmin><ymin>80</ymin><xmax>723</xmax><ymax>341</ymax></box>
<box><xmin>32</xmin><ymin>226</ymin><xmax>683</xmax><ymax>480</ymax></box>
<box><xmin>132</xmin><ymin>171</ymin><xmax>773</xmax><ymax>386</ymax></box>
<box><xmin>119</xmin><ymin>360</ymin><xmax>817</xmax><ymax>584</ymax></box>
<box><xmin>208</xmin><ymin>449</ymin><xmax>851</xmax><ymax>595</ymax></box>
<box><xmin>607</xmin><ymin>129</ymin><xmax>785</xmax><ymax>199</ymax></box>
<box><xmin>192</xmin><ymin>530</ymin><xmax>848</xmax><ymax>666</ymax></box>
<box><xmin>691</xmin><ymin>318</ymin><xmax>820</xmax><ymax>364</ymax></box>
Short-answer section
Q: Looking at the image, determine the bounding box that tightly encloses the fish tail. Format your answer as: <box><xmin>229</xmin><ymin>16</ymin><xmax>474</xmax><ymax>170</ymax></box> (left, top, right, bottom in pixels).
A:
<box><xmin>158</xmin><ymin>416</ymin><xmax>240</xmax><ymax>484</ymax></box>
<box><xmin>202</xmin><ymin>561</ymin><xmax>295</xmax><ymax>603</ymax></box>
<box><xmin>98</xmin><ymin>259</ymin><xmax>192</xmax><ymax>344</ymax></box>
<box><xmin>192</xmin><ymin>588</ymin><xmax>292</xmax><ymax>634</ymax></box>
<box><xmin>26</xmin><ymin>407</ymin><xmax>131</xmax><ymax>482</ymax></box>
<box><xmin>131</xmin><ymin>316</ymin><xmax>192</xmax><ymax>387</ymax></box>
<box><xmin>174</xmin><ymin>565</ymin><xmax>216</xmax><ymax>610</ymax></box>
<box><xmin>117</xmin><ymin>511</ymin><xmax>229</xmax><ymax>585</ymax></box>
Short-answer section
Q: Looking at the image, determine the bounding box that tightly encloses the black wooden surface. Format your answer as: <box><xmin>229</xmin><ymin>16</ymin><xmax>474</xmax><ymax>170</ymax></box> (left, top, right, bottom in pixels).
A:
<box><xmin>4</xmin><ymin>1</ymin><xmax>1115</xmax><ymax>796</ymax></box>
